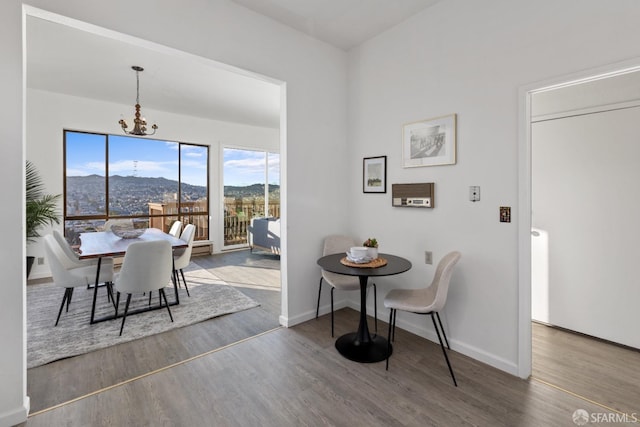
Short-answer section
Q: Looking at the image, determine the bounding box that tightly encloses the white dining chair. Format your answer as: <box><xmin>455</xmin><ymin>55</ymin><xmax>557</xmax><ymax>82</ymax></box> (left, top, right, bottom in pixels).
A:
<box><xmin>384</xmin><ymin>251</ymin><xmax>461</xmax><ymax>386</ymax></box>
<box><xmin>44</xmin><ymin>234</ymin><xmax>113</xmax><ymax>326</ymax></box>
<box><xmin>54</xmin><ymin>230</ymin><xmax>115</xmax><ymax>297</ymax></box>
<box><xmin>114</xmin><ymin>240</ymin><xmax>174</xmax><ymax>335</ymax></box>
<box><xmin>53</xmin><ymin>229</ymin><xmax>114</xmax><ymax>270</ymax></box>
<box><xmin>168</xmin><ymin>220</ymin><xmax>183</xmax><ymax>238</ymax></box>
<box><xmin>173</xmin><ymin>224</ymin><xmax>196</xmax><ymax>297</ymax></box>
<box><xmin>316</xmin><ymin>234</ymin><xmax>377</xmax><ymax>337</ymax></box>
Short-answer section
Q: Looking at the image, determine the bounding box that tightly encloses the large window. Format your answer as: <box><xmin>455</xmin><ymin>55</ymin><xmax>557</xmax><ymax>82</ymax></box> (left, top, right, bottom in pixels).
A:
<box><xmin>64</xmin><ymin>130</ymin><xmax>209</xmax><ymax>245</ymax></box>
<box><xmin>223</xmin><ymin>148</ymin><xmax>280</xmax><ymax>247</ymax></box>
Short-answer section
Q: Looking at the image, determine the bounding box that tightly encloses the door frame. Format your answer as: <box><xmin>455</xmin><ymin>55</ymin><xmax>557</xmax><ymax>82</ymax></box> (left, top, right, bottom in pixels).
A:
<box><xmin>517</xmin><ymin>58</ymin><xmax>640</xmax><ymax>379</ymax></box>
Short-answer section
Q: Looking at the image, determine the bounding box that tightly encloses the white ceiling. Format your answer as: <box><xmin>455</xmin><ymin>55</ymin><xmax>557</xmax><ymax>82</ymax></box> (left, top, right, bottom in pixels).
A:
<box><xmin>231</xmin><ymin>0</ymin><xmax>442</xmax><ymax>50</ymax></box>
<box><xmin>27</xmin><ymin>16</ymin><xmax>282</xmax><ymax>129</ymax></box>
<box><xmin>26</xmin><ymin>1</ymin><xmax>441</xmax><ymax>129</ymax></box>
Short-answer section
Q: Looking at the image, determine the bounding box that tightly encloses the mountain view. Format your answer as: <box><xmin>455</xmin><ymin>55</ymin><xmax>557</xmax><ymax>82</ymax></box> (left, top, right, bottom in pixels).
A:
<box><xmin>66</xmin><ymin>175</ymin><xmax>279</xmax><ymax>217</ymax></box>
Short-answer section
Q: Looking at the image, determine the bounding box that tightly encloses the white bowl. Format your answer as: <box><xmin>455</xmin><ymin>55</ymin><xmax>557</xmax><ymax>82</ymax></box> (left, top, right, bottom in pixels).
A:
<box><xmin>349</xmin><ymin>246</ymin><xmax>369</xmax><ymax>259</ymax></box>
<box><xmin>111</xmin><ymin>225</ymin><xmax>146</xmax><ymax>239</ymax></box>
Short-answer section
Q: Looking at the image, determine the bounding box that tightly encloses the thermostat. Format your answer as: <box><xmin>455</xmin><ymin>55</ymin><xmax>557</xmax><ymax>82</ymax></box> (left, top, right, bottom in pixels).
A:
<box><xmin>392</xmin><ymin>183</ymin><xmax>435</xmax><ymax>208</ymax></box>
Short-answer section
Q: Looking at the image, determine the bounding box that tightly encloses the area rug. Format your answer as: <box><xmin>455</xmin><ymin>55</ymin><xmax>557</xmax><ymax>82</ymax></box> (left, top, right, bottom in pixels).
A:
<box><xmin>27</xmin><ymin>262</ymin><xmax>259</xmax><ymax>368</ymax></box>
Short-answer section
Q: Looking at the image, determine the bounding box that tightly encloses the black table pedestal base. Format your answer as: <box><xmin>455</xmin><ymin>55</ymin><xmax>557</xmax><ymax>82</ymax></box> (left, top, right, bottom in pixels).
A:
<box><xmin>335</xmin><ymin>332</ymin><xmax>392</xmax><ymax>363</ymax></box>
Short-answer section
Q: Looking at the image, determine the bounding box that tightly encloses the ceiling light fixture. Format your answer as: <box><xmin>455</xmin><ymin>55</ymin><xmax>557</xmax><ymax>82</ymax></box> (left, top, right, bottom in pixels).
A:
<box><xmin>118</xmin><ymin>66</ymin><xmax>158</xmax><ymax>136</ymax></box>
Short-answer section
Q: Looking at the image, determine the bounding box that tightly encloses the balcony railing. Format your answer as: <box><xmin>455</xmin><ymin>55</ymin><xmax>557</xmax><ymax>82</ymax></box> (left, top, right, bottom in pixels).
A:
<box><xmin>224</xmin><ymin>199</ymin><xmax>280</xmax><ymax>246</ymax></box>
<box><xmin>148</xmin><ymin>201</ymin><xmax>209</xmax><ymax>241</ymax></box>
<box><xmin>64</xmin><ymin>198</ymin><xmax>278</xmax><ymax>249</ymax></box>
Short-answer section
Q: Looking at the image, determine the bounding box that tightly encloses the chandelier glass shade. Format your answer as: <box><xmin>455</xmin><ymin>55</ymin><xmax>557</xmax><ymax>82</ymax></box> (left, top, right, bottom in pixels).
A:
<box><xmin>118</xmin><ymin>66</ymin><xmax>158</xmax><ymax>136</ymax></box>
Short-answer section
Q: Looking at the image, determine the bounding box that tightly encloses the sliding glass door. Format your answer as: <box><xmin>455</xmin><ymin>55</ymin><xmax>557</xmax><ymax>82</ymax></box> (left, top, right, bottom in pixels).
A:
<box><xmin>223</xmin><ymin>148</ymin><xmax>279</xmax><ymax>249</ymax></box>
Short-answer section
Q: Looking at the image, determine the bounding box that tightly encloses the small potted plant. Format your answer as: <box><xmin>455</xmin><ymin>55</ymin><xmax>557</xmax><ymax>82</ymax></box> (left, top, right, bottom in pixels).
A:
<box><xmin>363</xmin><ymin>237</ymin><xmax>378</xmax><ymax>259</ymax></box>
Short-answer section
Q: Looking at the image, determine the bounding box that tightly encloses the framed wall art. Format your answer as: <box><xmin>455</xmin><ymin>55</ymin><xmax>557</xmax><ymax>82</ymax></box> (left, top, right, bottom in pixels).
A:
<box><xmin>402</xmin><ymin>113</ymin><xmax>457</xmax><ymax>167</ymax></box>
<box><xmin>363</xmin><ymin>155</ymin><xmax>387</xmax><ymax>193</ymax></box>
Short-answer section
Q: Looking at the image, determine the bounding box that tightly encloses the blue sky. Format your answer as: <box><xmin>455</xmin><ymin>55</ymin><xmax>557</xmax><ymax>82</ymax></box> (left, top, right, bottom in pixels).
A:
<box><xmin>223</xmin><ymin>148</ymin><xmax>280</xmax><ymax>187</ymax></box>
<box><xmin>65</xmin><ymin>132</ymin><xmax>279</xmax><ymax>187</ymax></box>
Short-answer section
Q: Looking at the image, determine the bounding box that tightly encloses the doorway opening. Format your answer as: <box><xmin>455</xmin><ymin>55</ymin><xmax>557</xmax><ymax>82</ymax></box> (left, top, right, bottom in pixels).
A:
<box><xmin>520</xmin><ymin>61</ymin><xmax>640</xmax><ymax>414</ymax></box>
<box><xmin>24</xmin><ymin>5</ymin><xmax>287</xmax><ymax>413</ymax></box>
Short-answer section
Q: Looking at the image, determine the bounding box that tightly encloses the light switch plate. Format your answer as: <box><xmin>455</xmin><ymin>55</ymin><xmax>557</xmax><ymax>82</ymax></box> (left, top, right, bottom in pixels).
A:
<box><xmin>500</xmin><ymin>206</ymin><xmax>511</xmax><ymax>223</ymax></box>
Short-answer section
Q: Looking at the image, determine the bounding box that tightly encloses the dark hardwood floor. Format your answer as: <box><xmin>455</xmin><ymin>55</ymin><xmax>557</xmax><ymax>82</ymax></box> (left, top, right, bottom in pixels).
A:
<box><xmin>24</xmin><ymin>251</ymin><xmax>639</xmax><ymax>425</ymax></box>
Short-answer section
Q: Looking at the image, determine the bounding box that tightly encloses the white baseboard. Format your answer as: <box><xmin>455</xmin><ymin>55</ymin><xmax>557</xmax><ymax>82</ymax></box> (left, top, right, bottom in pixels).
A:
<box><xmin>386</xmin><ymin>310</ymin><xmax>519</xmax><ymax>376</ymax></box>
<box><xmin>344</xmin><ymin>300</ymin><xmax>520</xmax><ymax>377</ymax></box>
<box><xmin>0</xmin><ymin>396</ymin><xmax>29</xmax><ymax>427</ymax></box>
<box><xmin>280</xmin><ymin>300</ymin><xmax>349</xmax><ymax>327</ymax></box>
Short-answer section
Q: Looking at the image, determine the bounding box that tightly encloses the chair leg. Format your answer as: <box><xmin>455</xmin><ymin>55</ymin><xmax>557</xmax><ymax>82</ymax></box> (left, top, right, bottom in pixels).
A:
<box><xmin>174</xmin><ymin>268</ymin><xmax>182</xmax><ymax>289</ymax></box>
<box><xmin>373</xmin><ymin>283</ymin><xmax>378</xmax><ymax>334</ymax></box>
<box><xmin>66</xmin><ymin>287</ymin><xmax>75</xmax><ymax>312</ymax></box>
<box><xmin>160</xmin><ymin>288</ymin><xmax>174</xmax><ymax>322</ymax></box>
<box><xmin>180</xmin><ymin>269</ymin><xmax>190</xmax><ymax>297</ymax></box>
<box><xmin>391</xmin><ymin>308</ymin><xmax>397</xmax><ymax>342</ymax></box>
<box><xmin>119</xmin><ymin>294</ymin><xmax>132</xmax><ymax>336</ymax></box>
<box><xmin>330</xmin><ymin>287</ymin><xmax>335</xmax><ymax>337</ymax></box>
<box><xmin>107</xmin><ymin>283</ymin><xmax>115</xmax><ymax>308</ymax></box>
<box><xmin>431</xmin><ymin>313</ymin><xmax>457</xmax><ymax>386</ymax></box>
<box><xmin>435</xmin><ymin>312</ymin><xmax>451</xmax><ymax>350</ymax></box>
<box><xmin>315</xmin><ymin>277</ymin><xmax>323</xmax><ymax>319</ymax></box>
<box><xmin>386</xmin><ymin>308</ymin><xmax>394</xmax><ymax>370</ymax></box>
<box><xmin>115</xmin><ymin>291</ymin><xmax>120</xmax><ymax>317</ymax></box>
<box><xmin>55</xmin><ymin>288</ymin><xmax>71</xmax><ymax>326</ymax></box>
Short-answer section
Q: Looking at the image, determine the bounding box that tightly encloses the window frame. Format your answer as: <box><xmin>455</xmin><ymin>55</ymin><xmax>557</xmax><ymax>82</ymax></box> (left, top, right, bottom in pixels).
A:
<box><xmin>63</xmin><ymin>129</ymin><xmax>210</xmax><ymax>240</ymax></box>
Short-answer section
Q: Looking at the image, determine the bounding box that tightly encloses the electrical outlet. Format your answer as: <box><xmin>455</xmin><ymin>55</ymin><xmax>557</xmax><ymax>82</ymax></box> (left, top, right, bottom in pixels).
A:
<box><xmin>37</xmin><ymin>257</ymin><xmax>45</xmax><ymax>265</ymax></box>
<box><xmin>425</xmin><ymin>251</ymin><xmax>433</xmax><ymax>265</ymax></box>
<box><xmin>469</xmin><ymin>186</ymin><xmax>480</xmax><ymax>202</ymax></box>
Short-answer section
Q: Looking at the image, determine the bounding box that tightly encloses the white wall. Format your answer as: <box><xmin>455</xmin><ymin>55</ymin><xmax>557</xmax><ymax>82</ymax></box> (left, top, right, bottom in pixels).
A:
<box><xmin>26</xmin><ymin>88</ymin><xmax>279</xmax><ymax>279</ymax></box>
<box><xmin>2</xmin><ymin>1</ymin><xmax>349</xmax><ymax>425</ymax></box>
<box><xmin>532</xmin><ymin>105</ymin><xmax>640</xmax><ymax>349</ymax></box>
<box><xmin>347</xmin><ymin>0</ymin><xmax>640</xmax><ymax>374</ymax></box>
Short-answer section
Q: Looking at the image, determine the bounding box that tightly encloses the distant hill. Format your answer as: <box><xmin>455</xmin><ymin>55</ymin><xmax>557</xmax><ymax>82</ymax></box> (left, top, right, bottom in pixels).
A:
<box><xmin>224</xmin><ymin>183</ymin><xmax>280</xmax><ymax>198</ymax></box>
<box><xmin>67</xmin><ymin>175</ymin><xmax>278</xmax><ymax>199</ymax></box>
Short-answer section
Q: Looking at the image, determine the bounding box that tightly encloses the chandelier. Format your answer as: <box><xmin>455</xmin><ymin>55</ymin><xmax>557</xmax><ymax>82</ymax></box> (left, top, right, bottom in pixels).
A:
<box><xmin>118</xmin><ymin>66</ymin><xmax>158</xmax><ymax>136</ymax></box>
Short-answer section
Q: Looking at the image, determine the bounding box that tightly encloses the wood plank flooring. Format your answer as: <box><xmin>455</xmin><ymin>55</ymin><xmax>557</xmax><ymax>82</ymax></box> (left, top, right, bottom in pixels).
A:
<box><xmin>24</xmin><ymin>309</ymin><xmax>626</xmax><ymax>427</ymax></box>
<box><xmin>532</xmin><ymin>321</ymin><xmax>640</xmax><ymax>416</ymax></box>
<box><xmin>26</xmin><ymin>249</ymin><xmax>281</xmax><ymax>413</ymax></box>
<box><xmin>24</xmin><ymin>250</ymin><xmax>639</xmax><ymax>426</ymax></box>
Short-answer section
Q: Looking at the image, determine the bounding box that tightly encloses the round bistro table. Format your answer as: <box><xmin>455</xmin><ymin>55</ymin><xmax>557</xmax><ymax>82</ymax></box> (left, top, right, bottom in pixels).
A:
<box><xmin>317</xmin><ymin>253</ymin><xmax>412</xmax><ymax>363</ymax></box>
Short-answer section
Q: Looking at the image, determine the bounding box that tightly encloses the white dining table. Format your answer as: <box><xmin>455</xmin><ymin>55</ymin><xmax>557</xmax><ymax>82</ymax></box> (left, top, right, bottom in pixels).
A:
<box><xmin>78</xmin><ymin>228</ymin><xmax>188</xmax><ymax>324</ymax></box>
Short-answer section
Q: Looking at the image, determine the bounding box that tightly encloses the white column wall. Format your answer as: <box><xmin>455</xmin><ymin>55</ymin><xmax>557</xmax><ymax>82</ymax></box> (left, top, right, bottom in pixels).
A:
<box><xmin>347</xmin><ymin>0</ymin><xmax>640</xmax><ymax>374</ymax></box>
<box><xmin>2</xmin><ymin>1</ymin><xmax>349</xmax><ymax>425</ymax></box>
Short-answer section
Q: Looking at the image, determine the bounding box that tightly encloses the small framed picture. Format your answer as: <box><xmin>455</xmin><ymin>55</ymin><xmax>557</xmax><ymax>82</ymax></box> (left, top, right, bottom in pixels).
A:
<box><xmin>363</xmin><ymin>155</ymin><xmax>387</xmax><ymax>193</ymax></box>
<box><xmin>402</xmin><ymin>113</ymin><xmax>457</xmax><ymax>167</ymax></box>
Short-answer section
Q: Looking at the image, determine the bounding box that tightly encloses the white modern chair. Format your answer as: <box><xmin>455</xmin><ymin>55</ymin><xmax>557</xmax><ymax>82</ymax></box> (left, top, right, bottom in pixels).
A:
<box><xmin>168</xmin><ymin>220</ymin><xmax>183</xmax><ymax>238</ymax></box>
<box><xmin>173</xmin><ymin>224</ymin><xmax>196</xmax><ymax>297</ymax></box>
<box><xmin>54</xmin><ymin>230</ymin><xmax>115</xmax><ymax>296</ymax></box>
<box><xmin>114</xmin><ymin>240</ymin><xmax>174</xmax><ymax>336</ymax></box>
<box><xmin>316</xmin><ymin>234</ymin><xmax>377</xmax><ymax>337</ymax></box>
<box><xmin>384</xmin><ymin>251</ymin><xmax>461</xmax><ymax>386</ymax></box>
<box><xmin>53</xmin><ymin>229</ymin><xmax>114</xmax><ymax>271</ymax></box>
<box><xmin>44</xmin><ymin>234</ymin><xmax>113</xmax><ymax>326</ymax></box>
